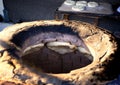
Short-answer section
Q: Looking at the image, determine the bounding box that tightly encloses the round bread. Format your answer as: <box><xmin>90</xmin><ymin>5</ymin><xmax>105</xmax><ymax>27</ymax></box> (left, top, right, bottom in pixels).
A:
<box><xmin>47</xmin><ymin>41</ymin><xmax>76</xmax><ymax>54</ymax></box>
<box><xmin>76</xmin><ymin>1</ymin><xmax>87</xmax><ymax>7</ymax></box>
<box><xmin>88</xmin><ymin>1</ymin><xmax>99</xmax><ymax>7</ymax></box>
<box><xmin>64</xmin><ymin>0</ymin><xmax>75</xmax><ymax>5</ymax></box>
<box><xmin>72</xmin><ymin>5</ymin><xmax>85</xmax><ymax>11</ymax></box>
<box><xmin>23</xmin><ymin>43</ymin><xmax>44</xmax><ymax>56</ymax></box>
<box><xmin>78</xmin><ymin>46</ymin><xmax>90</xmax><ymax>54</ymax></box>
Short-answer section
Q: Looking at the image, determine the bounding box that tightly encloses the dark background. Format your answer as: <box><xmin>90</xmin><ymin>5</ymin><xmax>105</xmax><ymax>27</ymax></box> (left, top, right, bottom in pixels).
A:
<box><xmin>2</xmin><ymin>0</ymin><xmax>120</xmax><ymax>33</ymax></box>
<box><xmin>3</xmin><ymin>0</ymin><xmax>120</xmax><ymax>22</ymax></box>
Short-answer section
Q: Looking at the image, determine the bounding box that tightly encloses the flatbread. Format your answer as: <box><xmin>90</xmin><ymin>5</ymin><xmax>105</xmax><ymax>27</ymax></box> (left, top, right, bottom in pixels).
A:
<box><xmin>76</xmin><ymin>1</ymin><xmax>87</xmax><ymax>7</ymax></box>
<box><xmin>64</xmin><ymin>0</ymin><xmax>75</xmax><ymax>5</ymax></box>
<box><xmin>88</xmin><ymin>2</ymin><xmax>99</xmax><ymax>7</ymax></box>
<box><xmin>72</xmin><ymin>5</ymin><xmax>85</xmax><ymax>11</ymax></box>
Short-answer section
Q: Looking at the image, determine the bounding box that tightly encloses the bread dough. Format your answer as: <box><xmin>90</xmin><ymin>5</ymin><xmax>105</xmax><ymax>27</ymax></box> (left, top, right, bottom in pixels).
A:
<box><xmin>76</xmin><ymin>1</ymin><xmax>87</xmax><ymax>7</ymax></box>
<box><xmin>64</xmin><ymin>0</ymin><xmax>75</xmax><ymax>5</ymax></box>
<box><xmin>47</xmin><ymin>41</ymin><xmax>76</xmax><ymax>54</ymax></box>
<box><xmin>72</xmin><ymin>5</ymin><xmax>85</xmax><ymax>11</ymax></box>
<box><xmin>88</xmin><ymin>1</ymin><xmax>99</xmax><ymax>7</ymax></box>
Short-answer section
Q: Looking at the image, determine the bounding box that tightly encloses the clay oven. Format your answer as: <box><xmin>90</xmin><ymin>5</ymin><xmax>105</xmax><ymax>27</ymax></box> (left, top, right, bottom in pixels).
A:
<box><xmin>0</xmin><ymin>20</ymin><xmax>119</xmax><ymax>85</ymax></box>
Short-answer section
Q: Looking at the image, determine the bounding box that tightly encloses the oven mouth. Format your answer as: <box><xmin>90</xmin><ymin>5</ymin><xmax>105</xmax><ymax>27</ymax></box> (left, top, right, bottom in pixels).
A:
<box><xmin>10</xmin><ymin>25</ymin><xmax>93</xmax><ymax>73</ymax></box>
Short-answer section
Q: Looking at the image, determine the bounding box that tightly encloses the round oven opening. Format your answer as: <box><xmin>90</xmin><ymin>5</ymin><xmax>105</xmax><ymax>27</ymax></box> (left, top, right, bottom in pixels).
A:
<box><xmin>11</xmin><ymin>25</ymin><xmax>93</xmax><ymax>73</ymax></box>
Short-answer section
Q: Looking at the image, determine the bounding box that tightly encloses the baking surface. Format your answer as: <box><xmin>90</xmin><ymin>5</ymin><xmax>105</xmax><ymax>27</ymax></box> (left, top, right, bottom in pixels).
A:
<box><xmin>58</xmin><ymin>2</ymin><xmax>113</xmax><ymax>15</ymax></box>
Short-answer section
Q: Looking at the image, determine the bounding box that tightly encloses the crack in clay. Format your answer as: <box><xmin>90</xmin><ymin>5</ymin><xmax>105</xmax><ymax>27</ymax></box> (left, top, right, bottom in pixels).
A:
<box><xmin>99</xmin><ymin>50</ymin><xmax>108</xmax><ymax>61</ymax></box>
<box><xmin>7</xmin><ymin>60</ymin><xmax>16</xmax><ymax>75</ymax></box>
<box><xmin>2</xmin><ymin>58</ymin><xmax>16</xmax><ymax>76</ymax></box>
<box><xmin>83</xmin><ymin>32</ymin><xmax>99</xmax><ymax>39</ymax></box>
<box><xmin>0</xmin><ymin>49</ymin><xmax>6</xmax><ymax>57</ymax></box>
